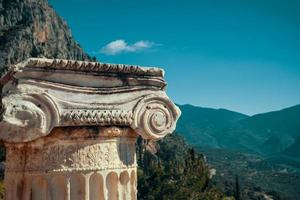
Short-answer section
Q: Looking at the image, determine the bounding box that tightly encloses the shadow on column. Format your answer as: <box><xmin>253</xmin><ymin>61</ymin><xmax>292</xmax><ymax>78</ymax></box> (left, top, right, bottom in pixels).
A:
<box><xmin>49</xmin><ymin>175</ymin><xmax>67</xmax><ymax>200</ymax></box>
<box><xmin>130</xmin><ymin>171</ymin><xmax>137</xmax><ymax>200</ymax></box>
<box><xmin>90</xmin><ymin>172</ymin><xmax>105</xmax><ymax>200</ymax></box>
<box><xmin>4</xmin><ymin>179</ymin><xmax>15</xmax><ymax>200</ymax></box>
<box><xmin>70</xmin><ymin>174</ymin><xmax>85</xmax><ymax>200</ymax></box>
<box><xmin>120</xmin><ymin>171</ymin><xmax>130</xmax><ymax>200</ymax></box>
<box><xmin>118</xmin><ymin>141</ymin><xmax>135</xmax><ymax>166</ymax></box>
<box><xmin>106</xmin><ymin>172</ymin><xmax>118</xmax><ymax>200</ymax></box>
<box><xmin>32</xmin><ymin>176</ymin><xmax>47</xmax><ymax>200</ymax></box>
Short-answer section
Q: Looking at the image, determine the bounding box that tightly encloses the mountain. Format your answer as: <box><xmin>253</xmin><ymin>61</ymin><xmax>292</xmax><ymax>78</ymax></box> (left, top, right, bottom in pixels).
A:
<box><xmin>176</xmin><ymin>104</ymin><xmax>249</xmax><ymax>149</ymax></box>
<box><xmin>0</xmin><ymin>1</ymin><xmax>229</xmax><ymax>199</ymax></box>
<box><xmin>240</xmin><ymin>105</ymin><xmax>300</xmax><ymax>155</ymax></box>
<box><xmin>176</xmin><ymin>104</ymin><xmax>300</xmax><ymax>199</ymax></box>
<box><xmin>240</xmin><ymin>105</ymin><xmax>300</xmax><ymax>139</ymax></box>
<box><xmin>177</xmin><ymin>104</ymin><xmax>300</xmax><ymax>159</ymax></box>
<box><xmin>284</xmin><ymin>136</ymin><xmax>300</xmax><ymax>159</ymax></box>
<box><xmin>0</xmin><ymin>0</ymin><xmax>94</xmax><ymax>75</ymax></box>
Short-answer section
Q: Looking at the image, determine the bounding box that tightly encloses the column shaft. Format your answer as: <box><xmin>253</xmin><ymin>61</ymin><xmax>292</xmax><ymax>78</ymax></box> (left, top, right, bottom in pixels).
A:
<box><xmin>4</xmin><ymin>127</ymin><xmax>137</xmax><ymax>200</ymax></box>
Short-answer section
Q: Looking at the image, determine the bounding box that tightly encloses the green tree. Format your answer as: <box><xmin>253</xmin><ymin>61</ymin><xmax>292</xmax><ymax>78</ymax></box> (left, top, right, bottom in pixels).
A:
<box><xmin>234</xmin><ymin>175</ymin><xmax>241</xmax><ymax>200</ymax></box>
<box><xmin>137</xmin><ymin>134</ymin><xmax>227</xmax><ymax>200</ymax></box>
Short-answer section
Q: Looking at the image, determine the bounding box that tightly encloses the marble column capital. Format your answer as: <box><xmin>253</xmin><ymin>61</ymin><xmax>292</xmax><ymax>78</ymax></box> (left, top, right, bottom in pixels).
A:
<box><xmin>0</xmin><ymin>58</ymin><xmax>181</xmax><ymax>142</ymax></box>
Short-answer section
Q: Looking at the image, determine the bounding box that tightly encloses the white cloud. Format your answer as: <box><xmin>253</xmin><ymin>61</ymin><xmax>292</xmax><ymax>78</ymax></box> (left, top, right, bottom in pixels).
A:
<box><xmin>101</xmin><ymin>39</ymin><xmax>155</xmax><ymax>55</ymax></box>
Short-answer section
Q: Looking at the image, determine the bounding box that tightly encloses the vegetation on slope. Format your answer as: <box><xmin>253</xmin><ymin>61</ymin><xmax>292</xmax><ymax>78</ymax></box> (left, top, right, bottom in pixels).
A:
<box><xmin>200</xmin><ymin>148</ymin><xmax>300</xmax><ymax>200</ymax></box>
<box><xmin>177</xmin><ymin>104</ymin><xmax>300</xmax><ymax>199</ymax></box>
<box><xmin>136</xmin><ymin>133</ymin><xmax>233</xmax><ymax>200</ymax></box>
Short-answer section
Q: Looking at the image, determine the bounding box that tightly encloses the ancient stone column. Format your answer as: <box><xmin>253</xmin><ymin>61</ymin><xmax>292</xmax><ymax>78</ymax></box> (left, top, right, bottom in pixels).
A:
<box><xmin>0</xmin><ymin>58</ymin><xmax>180</xmax><ymax>200</ymax></box>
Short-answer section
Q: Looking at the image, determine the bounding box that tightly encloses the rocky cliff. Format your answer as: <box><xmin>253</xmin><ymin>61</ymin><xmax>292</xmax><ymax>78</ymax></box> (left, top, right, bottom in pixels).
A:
<box><xmin>0</xmin><ymin>0</ymin><xmax>94</xmax><ymax>75</ymax></box>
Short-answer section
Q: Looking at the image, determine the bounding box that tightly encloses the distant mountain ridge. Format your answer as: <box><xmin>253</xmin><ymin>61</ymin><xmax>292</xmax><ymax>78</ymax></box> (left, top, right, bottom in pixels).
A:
<box><xmin>176</xmin><ymin>104</ymin><xmax>300</xmax><ymax>161</ymax></box>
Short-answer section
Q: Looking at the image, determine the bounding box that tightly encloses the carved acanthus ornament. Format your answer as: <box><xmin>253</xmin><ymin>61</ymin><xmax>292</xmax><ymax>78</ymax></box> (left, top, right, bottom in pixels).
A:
<box><xmin>5</xmin><ymin>127</ymin><xmax>137</xmax><ymax>173</ymax></box>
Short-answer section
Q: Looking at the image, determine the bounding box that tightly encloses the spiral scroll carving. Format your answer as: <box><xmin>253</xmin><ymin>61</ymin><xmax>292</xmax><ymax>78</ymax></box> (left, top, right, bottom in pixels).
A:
<box><xmin>132</xmin><ymin>95</ymin><xmax>181</xmax><ymax>140</ymax></box>
<box><xmin>0</xmin><ymin>93</ymin><xmax>59</xmax><ymax>142</ymax></box>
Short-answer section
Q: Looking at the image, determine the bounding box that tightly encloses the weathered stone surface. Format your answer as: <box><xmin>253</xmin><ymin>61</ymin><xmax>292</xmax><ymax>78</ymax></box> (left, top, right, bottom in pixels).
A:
<box><xmin>5</xmin><ymin>127</ymin><xmax>137</xmax><ymax>173</ymax></box>
<box><xmin>0</xmin><ymin>58</ymin><xmax>180</xmax><ymax>200</ymax></box>
<box><xmin>5</xmin><ymin>126</ymin><xmax>138</xmax><ymax>200</ymax></box>
<box><xmin>0</xmin><ymin>58</ymin><xmax>181</xmax><ymax>142</ymax></box>
<box><xmin>0</xmin><ymin>0</ymin><xmax>93</xmax><ymax>75</ymax></box>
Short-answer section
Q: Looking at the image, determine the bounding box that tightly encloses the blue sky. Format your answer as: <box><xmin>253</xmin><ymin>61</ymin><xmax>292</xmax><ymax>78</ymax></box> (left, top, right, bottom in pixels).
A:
<box><xmin>49</xmin><ymin>0</ymin><xmax>300</xmax><ymax>115</ymax></box>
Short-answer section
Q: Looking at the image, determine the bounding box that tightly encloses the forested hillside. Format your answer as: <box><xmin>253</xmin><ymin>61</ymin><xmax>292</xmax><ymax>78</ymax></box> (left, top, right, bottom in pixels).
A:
<box><xmin>136</xmin><ymin>134</ymin><xmax>231</xmax><ymax>200</ymax></box>
<box><xmin>177</xmin><ymin>104</ymin><xmax>300</xmax><ymax>160</ymax></box>
<box><xmin>177</xmin><ymin>104</ymin><xmax>300</xmax><ymax>199</ymax></box>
